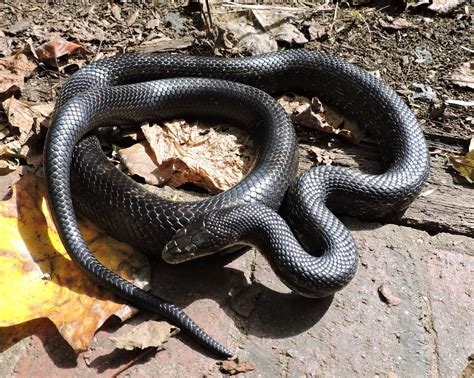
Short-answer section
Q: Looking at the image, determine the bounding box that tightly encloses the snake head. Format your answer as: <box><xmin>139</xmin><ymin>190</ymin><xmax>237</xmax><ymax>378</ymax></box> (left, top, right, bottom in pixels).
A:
<box><xmin>162</xmin><ymin>214</ymin><xmax>229</xmax><ymax>264</ymax></box>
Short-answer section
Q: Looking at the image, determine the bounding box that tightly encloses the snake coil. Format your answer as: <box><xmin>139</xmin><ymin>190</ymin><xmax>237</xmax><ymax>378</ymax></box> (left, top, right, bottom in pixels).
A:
<box><xmin>45</xmin><ymin>49</ymin><xmax>430</xmax><ymax>358</ymax></box>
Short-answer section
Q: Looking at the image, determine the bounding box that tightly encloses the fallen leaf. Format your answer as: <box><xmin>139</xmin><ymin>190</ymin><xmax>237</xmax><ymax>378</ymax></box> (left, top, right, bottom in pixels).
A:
<box><xmin>428</xmin><ymin>0</ymin><xmax>465</xmax><ymax>14</ymax></box>
<box><xmin>378</xmin><ymin>284</ymin><xmax>402</xmax><ymax>306</ymax></box>
<box><xmin>379</xmin><ymin>18</ymin><xmax>413</xmax><ymax>30</ymax></box>
<box><xmin>0</xmin><ymin>140</ymin><xmax>21</xmax><ymax>174</ymax></box>
<box><xmin>35</xmin><ymin>37</ymin><xmax>88</xmax><ymax>67</ymax></box>
<box><xmin>111</xmin><ymin>4</ymin><xmax>122</xmax><ymax>21</ymax></box>
<box><xmin>408</xmin><ymin>83</ymin><xmax>438</xmax><ymax>102</ymax></box>
<box><xmin>451</xmin><ymin>61</ymin><xmax>474</xmax><ymax>90</ymax></box>
<box><xmin>251</xmin><ymin>9</ymin><xmax>294</xmax><ymax>29</ymax></box>
<box><xmin>214</xmin><ymin>12</ymin><xmax>278</xmax><ymax>55</ymax></box>
<box><xmin>110</xmin><ymin>320</ymin><xmax>179</xmax><ymax>350</ymax></box>
<box><xmin>219</xmin><ymin>359</ymin><xmax>255</xmax><ymax>375</ymax></box>
<box><xmin>120</xmin><ymin>120</ymin><xmax>255</xmax><ymax>194</ymax></box>
<box><xmin>308</xmin><ymin>22</ymin><xmax>329</xmax><ymax>41</ymax></box>
<box><xmin>449</xmin><ymin>148</ymin><xmax>474</xmax><ymax>183</ymax></box>
<box><xmin>6</xmin><ymin>19</ymin><xmax>32</xmax><ymax>35</ymax></box>
<box><xmin>251</xmin><ymin>9</ymin><xmax>307</xmax><ymax>44</ymax></box>
<box><xmin>414</xmin><ymin>47</ymin><xmax>433</xmax><ymax>65</ymax></box>
<box><xmin>278</xmin><ymin>95</ymin><xmax>365</xmax><ymax>144</ymax></box>
<box><xmin>2</xmin><ymin>97</ymin><xmax>53</xmax><ymax>136</ymax></box>
<box><xmin>117</xmin><ymin>141</ymin><xmax>164</xmax><ymax>186</ymax></box>
<box><xmin>277</xmin><ymin>94</ymin><xmax>311</xmax><ymax>114</ymax></box>
<box><xmin>0</xmin><ymin>51</ymin><xmax>36</xmax><ymax>98</ymax></box>
<box><xmin>145</xmin><ymin>18</ymin><xmax>160</xmax><ymax>29</ymax></box>
<box><xmin>308</xmin><ymin>146</ymin><xmax>335</xmax><ymax>166</ymax></box>
<box><xmin>127</xmin><ymin>9</ymin><xmax>140</xmax><ymax>27</ymax></box>
<box><xmin>0</xmin><ymin>174</ymin><xmax>150</xmax><ymax>352</ymax></box>
<box><xmin>271</xmin><ymin>23</ymin><xmax>308</xmax><ymax>44</ymax></box>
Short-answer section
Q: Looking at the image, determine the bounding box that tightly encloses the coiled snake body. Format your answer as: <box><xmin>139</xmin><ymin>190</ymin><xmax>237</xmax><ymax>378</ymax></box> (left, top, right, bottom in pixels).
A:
<box><xmin>44</xmin><ymin>49</ymin><xmax>430</xmax><ymax>358</ymax></box>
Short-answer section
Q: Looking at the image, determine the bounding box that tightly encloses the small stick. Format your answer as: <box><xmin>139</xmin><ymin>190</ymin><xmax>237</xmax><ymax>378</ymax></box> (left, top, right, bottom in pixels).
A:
<box><xmin>329</xmin><ymin>1</ymin><xmax>339</xmax><ymax>35</ymax></box>
<box><xmin>205</xmin><ymin>0</ymin><xmax>213</xmax><ymax>30</ymax></box>
<box><xmin>110</xmin><ymin>347</ymin><xmax>159</xmax><ymax>378</ymax></box>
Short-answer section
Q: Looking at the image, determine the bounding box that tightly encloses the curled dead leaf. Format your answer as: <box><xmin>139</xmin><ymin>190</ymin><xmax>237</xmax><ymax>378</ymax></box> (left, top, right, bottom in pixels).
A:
<box><xmin>378</xmin><ymin>284</ymin><xmax>401</xmax><ymax>306</ymax></box>
<box><xmin>428</xmin><ymin>0</ymin><xmax>466</xmax><ymax>14</ymax></box>
<box><xmin>449</xmin><ymin>150</ymin><xmax>474</xmax><ymax>183</ymax></box>
<box><xmin>35</xmin><ymin>37</ymin><xmax>88</xmax><ymax>67</ymax></box>
<box><xmin>308</xmin><ymin>146</ymin><xmax>335</xmax><ymax>166</ymax></box>
<box><xmin>308</xmin><ymin>22</ymin><xmax>329</xmax><ymax>41</ymax></box>
<box><xmin>278</xmin><ymin>95</ymin><xmax>365</xmax><ymax>144</ymax></box>
<box><xmin>0</xmin><ymin>174</ymin><xmax>150</xmax><ymax>352</ymax></box>
<box><xmin>110</xmin><ymin>320</ymin><xmax>179</xmax><ymax>351</ymax></box>
<box><xmin>0</xmin><ymin>51</ymin><xmax>36</xmax><ymax>98</ymax></box>
<box><xmin>219</xmin><ymin>359</ymin><xmax>255</xmax><ymax>375</ymax></box>
<box><xmin>2</xmin><ymin>97</ymin><xmax>53</xmax><ymax>136</ymax></box>
<box><xmin>118</xmin><ymin>120</ymin><xmax>255</xmax><ymax>194</ymax></box>
<box><xmin>214</xmin><ymin>11</ymin><xmax>278</xmax><ymax>55</ymax></box>
<box><xmin>451</xmin><ymin>61</ymin><xmax>474</xmax><ymax>90</ymax></box>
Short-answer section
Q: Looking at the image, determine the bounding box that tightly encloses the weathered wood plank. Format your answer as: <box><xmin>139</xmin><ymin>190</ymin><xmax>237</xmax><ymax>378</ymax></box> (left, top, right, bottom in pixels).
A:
<box><xmin>297</xmin><ymin>131</ymin><xmax>473</xmax><ymax>237</ymax></box>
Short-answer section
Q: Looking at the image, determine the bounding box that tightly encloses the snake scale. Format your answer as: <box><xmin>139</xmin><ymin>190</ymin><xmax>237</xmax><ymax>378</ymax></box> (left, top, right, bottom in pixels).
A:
<box><xmin>44</xmin><ymin>49</ymin><xmax>430</xmax><ymax>358</ymax></box>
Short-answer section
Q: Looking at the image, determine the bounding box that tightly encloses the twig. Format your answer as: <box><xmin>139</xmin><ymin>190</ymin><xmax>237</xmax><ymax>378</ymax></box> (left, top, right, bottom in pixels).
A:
<box><xmin>205</xmin><ymin>0</ymin><xmax>213</xmax><ymax>30</ymax></box>
<box><xmin>221</xmin><ymin>1</ymin><xmax>309</xmax><ymax>13</ymax></box>
<box><xmin>329</xmin><ymin>1</ymin><xmax>339</xmax><ymax>35</ymax></box>
<box><xmin>110</xmin><ymin>347</ymin><xmax>159</xmax><ymax>378</ymax></box>
<box><xmin>460</xmin><ymin>45</ymin><xmax>474</xmax><ymax>54</ymax></box>
<box><xmin>93</xmin><ymin>38</ymin><xmax>104</xmax><ymax>62</ymax></box>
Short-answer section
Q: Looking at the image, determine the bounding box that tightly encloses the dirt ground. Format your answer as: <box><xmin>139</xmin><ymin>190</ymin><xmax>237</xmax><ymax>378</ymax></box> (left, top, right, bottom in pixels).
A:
<box><xmin>0</xmin><ymin>0</ymin><xmax>472</xmax><ymax>377</ymax></box>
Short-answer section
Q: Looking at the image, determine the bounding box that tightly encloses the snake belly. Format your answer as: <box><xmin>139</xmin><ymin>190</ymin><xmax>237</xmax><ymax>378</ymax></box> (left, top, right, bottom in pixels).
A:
<box><xmin>45</xmin><ymin>49</ymin><xmax>430</xmax><ymax>358</ymax></box>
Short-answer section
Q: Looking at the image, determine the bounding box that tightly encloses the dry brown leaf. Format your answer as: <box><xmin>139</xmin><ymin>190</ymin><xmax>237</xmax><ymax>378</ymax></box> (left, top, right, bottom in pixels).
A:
<box><xmin>117</xmin><ymin>141</ymin><xmax>164</xmax><ymax>186</ymax></box>
<box><xmin>449</xmin><ymin>148</ymin><xmax>474</xmax><ymax>183</ymax></box>
<box><xmin>35</xmin><ymin>37</ymin><xmax>88</xmax><ymax>67</ymax></box>
<box><xmin>271</xmin><ymin>23</ymin><xmax>308</xmax><ymax>44</ymax></box>
<box><xmin>379</xmin><ymin>18</ymin><xmax>413</xmax><ymax>30</ymax></box>
<box><xmin>111</xmin><ymin>4</ymin><xmax>123</xmax><ymax>21</ymax></box>
<box><xmin>122</xmin><ymin>120</ymin><xmax>254</xmax><ymax>194</ymax></box>
<box><xmin>308</xmin><ymin>22</ymin><xmax>329</xmax><ymax>41</ymax></box>
<box><xmin>214</xmin><ymin>12</ymin><xmax>278</xmax><ymax>55</ymax></box>
<box><xmin>428</xmin><ymin>0</ymin><xmax>465</xmax><ymax>14</ymax></box>
<box><xmin>0</xmin><ymin>174</ymin><xmax>150</xmax><ymax>352</ymax></box>
<box><xmin>0</xmin><ymin>51</ymin><xmax>36</xmax><ymax>98</ymax></box>
<box><xmin>279</xmin><ymin>95</ymin><xmax>365</xmax><ymax>144</ymax></box>
<box><xmin>251</xmin><ymin>9</ymin><xmax>307</xmax><ymax>44</ymax></box>
<box><xmin>308</xmin><ymin>146</ymin><xmax>335</xmax><ymax>166</ymax></box>
<box><xmin>2</xmin><ymin>97</ymin><xmax>53</xmax><ymax>135</ymax></box>
<box><xmin>110</xmin><ymin>321</ymin><xmax>179</xmax><ymax>350</ymax></box>
<box><xmin>219</xmin><ymin>359</ymin><xmax>255</xmax><ymax>375</ymax></box>
<box><xmin>378</xmin><ymin>285</ymin><xmax>402</xmax><ymax>306</ymax></box>
<box><xmin>277</xmin><ymin>94</ymin><xmax>311</xmax><ymax>114</ymax></box>
<box><xmin>451</xmin><ymin>61</ymin><xmax>474</xmax><ymax>90</ymax></box>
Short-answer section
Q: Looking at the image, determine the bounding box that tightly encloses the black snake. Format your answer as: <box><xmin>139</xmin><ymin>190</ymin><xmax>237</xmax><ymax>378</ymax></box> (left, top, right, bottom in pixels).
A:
<box><xmin>44</xmin><ymin>49</ymin><xmax>430</xmax><ymax>358</ymax></box>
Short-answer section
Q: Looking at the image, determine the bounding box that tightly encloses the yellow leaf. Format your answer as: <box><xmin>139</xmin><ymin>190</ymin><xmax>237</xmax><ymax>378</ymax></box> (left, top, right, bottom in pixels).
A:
<box><xmin>449</xmin><ymin>150</ymin><xmax>474</xmax><ymax>184</ymax></box>
<box><xmin>0</xmin><ymin>174</ymin><xmax>150</xmax><ymax>352</ymax></box>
